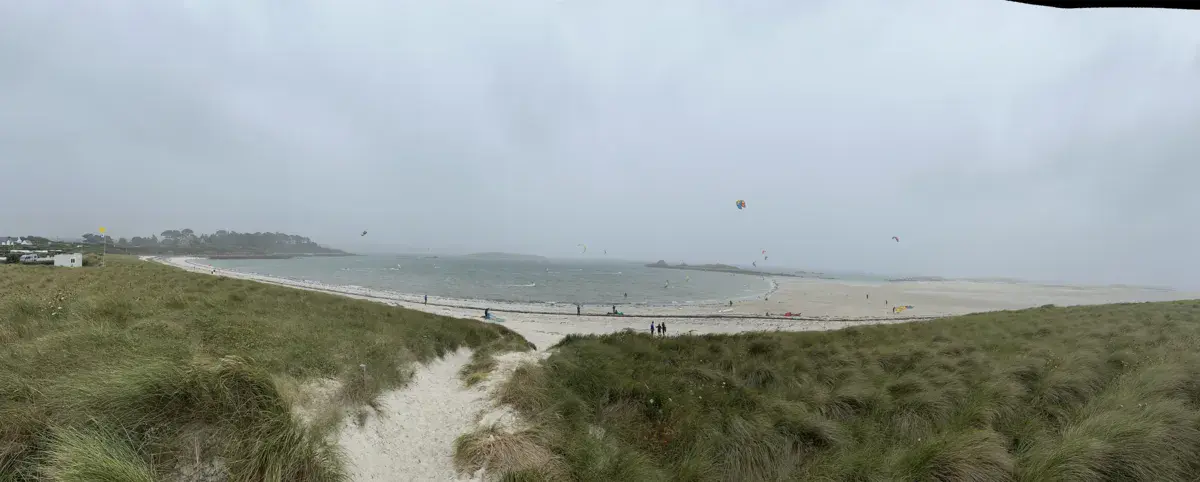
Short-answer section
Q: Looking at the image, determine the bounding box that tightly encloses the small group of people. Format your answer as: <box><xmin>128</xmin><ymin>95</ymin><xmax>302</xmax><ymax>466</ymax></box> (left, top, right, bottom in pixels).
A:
<box><xmin>649</xmin><ymin>321</ymin><xmax>667</xmax><ymax>336</ymax></box>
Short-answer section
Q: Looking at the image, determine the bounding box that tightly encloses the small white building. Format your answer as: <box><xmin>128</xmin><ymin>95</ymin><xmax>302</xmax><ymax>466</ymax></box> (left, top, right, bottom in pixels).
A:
<box><xmin>1</xmin><ymin>237</ymin><xmax>32</xmax><ymax>246</ymax></box>
<box><xmin>53</xmin><ymin>253</ymin><xmax>83</xmax><ymax>268</ymax></box>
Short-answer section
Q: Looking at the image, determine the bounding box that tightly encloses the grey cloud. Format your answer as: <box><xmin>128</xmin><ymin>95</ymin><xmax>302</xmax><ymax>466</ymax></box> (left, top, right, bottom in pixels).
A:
<box><xmin>1</xmin><ymin>0</ymin><xmax>1198</xmax><ymax>288</ymax></box>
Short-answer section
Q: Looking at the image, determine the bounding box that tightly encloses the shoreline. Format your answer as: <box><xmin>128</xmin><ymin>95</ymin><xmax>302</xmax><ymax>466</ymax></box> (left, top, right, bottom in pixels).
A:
<box><xmin>150</xmin><ymin>255</ymin><xmax>1196</xmax><ymax>350</ymax></box>
<box><xmin>165</xmin><ymin>256</ymin><xmax>918</xmax><ymax>323</ymax></box>
<box><xmin>150</xmin><ymin>256</ymin><xmax>942</xmax><ymax>350</ymax></box>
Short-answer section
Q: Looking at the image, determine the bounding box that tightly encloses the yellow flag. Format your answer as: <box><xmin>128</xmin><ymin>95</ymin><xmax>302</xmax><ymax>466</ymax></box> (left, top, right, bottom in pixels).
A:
<box><xmin>98</xmin><ymin>227</ymin><xmax>107</xmax><ymax>234</ymax></box>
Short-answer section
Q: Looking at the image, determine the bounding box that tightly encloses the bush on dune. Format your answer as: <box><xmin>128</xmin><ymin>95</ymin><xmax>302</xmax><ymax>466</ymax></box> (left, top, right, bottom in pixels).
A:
<box><xmin>465</xmin><ymin>300</ymin><xmax>1200</xmax><ymax>481</ymax></box>
<box><xmin>0</xmin><ymin>256</ymin><xmax>532</xmax><ymax>481</ymax></box>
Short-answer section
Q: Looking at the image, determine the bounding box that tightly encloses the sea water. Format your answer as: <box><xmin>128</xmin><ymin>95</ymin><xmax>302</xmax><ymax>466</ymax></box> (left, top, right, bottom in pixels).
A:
<box><xmin>204</xmin><ymin>255</ymin><xmax>775</xmax><ymax>306</ymax></box>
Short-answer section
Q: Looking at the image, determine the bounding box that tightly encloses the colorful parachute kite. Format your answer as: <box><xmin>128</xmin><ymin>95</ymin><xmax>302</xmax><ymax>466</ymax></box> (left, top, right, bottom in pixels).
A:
<box><xmin>893</xmin><ymin>305</ymin><xmax>915</xmax><ymax>313</ymax></box>
<box><xmin>892</xmin><ymin>236</ymin><xmax>900</xmax><ymax>242</ymax></box>
<box><xmin>577</xmin><ymin>244</ymin><xmax>587</xmax><ymax>254</ymax></box>
<box><xmin>735</xmin><ymin>200</ymin><xmax>746</xmax><ymax>210</ymax></box>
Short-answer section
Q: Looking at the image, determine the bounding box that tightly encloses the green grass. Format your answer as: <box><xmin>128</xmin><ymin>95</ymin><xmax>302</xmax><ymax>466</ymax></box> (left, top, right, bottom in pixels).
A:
<box><xmin>0</xmin><ymin>256</ymin><xmax>532</xmax><ymax>481</ymax></box>
<box><xmin>464</xmin><ymin>300</ymin><xmax>1200</xmax><ymax>481</ymax></box>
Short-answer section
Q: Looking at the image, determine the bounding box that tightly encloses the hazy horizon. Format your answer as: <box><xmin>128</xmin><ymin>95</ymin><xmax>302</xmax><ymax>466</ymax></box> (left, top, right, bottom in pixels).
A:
<box><xmin>2</xmin><ymin>1</ymin><xmax>1198</xmax><ymax>289</ymax></box>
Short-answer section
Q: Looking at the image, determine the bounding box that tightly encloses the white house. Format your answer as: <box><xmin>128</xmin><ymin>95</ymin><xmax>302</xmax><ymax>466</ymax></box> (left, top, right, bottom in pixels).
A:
<box><xmin>1</xmin><ymin>237</ymin><xmax>32</xmax><ymax>246</ymax></box>
<box><xmin>53</xmin><ymin>253</ymin><xmax>83</xmax><ymax>268</ymax></box>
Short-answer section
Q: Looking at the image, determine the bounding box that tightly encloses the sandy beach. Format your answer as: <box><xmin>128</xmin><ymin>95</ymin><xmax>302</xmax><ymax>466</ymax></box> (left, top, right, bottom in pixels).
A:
<box><xmin>149</xmin><ymin>256</ymin><xmax>1196</xmax><ymax>481</ymax></box>
<box><xmin>154</xmin><ymin>256</ymin><xmax>1193</xmax><ymax>349</ymax></box>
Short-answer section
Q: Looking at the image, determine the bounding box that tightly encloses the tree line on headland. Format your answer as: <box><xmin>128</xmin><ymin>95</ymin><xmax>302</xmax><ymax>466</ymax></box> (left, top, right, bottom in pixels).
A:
<box><xmin>76</xmin><ymin>229</ymin><xmax>348</xmax><ymax>256</ymax></box>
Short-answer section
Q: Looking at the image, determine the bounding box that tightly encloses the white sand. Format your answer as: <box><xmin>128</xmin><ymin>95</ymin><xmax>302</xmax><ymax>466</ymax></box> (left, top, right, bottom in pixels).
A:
<box><xmin>149</xmin><ymin>255</ymin><xmax>1197</xmax><ymax>480</ymax></box>
<box><xmin>337</xmin><ymin>348</ymin><xmax>484</xmax><ymax>482</ymax></box>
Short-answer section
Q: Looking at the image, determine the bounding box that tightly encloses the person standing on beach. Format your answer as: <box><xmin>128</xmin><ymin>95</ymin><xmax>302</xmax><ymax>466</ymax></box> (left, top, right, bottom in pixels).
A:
<box><xmin>577</xmin><ymin>304</ymin><xmax>581</xmax><ymax>316</ymax></box>
<box><xmin>424</xmin><ymin>295</ymin><xmax>428</xmax><ymax>304</ymax></box>
<box><xmin>484</xmin><ymin>308</ymin><xmax>490</xmax><ymax>319</ymax></box>
<box><xmin>650</xmin><ymin>321</ymin><xmax>656</xmax><ymax>335</ymax></box>
<box><xmin>660</xmin><ymin>322</ymin><xmax>667</xmax><ymax>336</ymax></box>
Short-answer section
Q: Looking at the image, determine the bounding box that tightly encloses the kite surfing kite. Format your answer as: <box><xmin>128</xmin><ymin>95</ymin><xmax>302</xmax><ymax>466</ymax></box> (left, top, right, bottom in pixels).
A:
<box><xmin>735</xmin><ymin>200</ymin><xmax>746</xmax><ymax>210</ymax></box>
<box><xmin>577</xmin><ymin>244</ymin><xmax>587</xmax><ymax>254</ymax></box>
<box><xmin>361</xmin><ymin>230</ymin><xmax>368</xmax><ymax>237</ymax></box>
<box><xmin>892</xmin><ymin>236</ymin><xmax>899</xmax><ymax>242</ymax></box>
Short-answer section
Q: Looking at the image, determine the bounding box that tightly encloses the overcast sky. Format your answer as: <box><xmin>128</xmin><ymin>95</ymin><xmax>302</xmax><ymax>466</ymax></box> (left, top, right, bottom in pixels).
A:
<box><xmin>2</xmin><ymin>0</ymin><xmax>1198</xmax><ymax>287</ymax></box>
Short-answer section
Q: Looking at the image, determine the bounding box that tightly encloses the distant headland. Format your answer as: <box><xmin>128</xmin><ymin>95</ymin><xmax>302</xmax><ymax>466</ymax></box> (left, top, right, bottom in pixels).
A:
<box><xmin>70</xmin><ymin>229</ymin><xmax>354</xmax><ymax>259</ymax></box>
<box><xmin>463</xmin><ymin>252</ymin><xmax>548</xmax><ymax>261</ymax></box>
<box><xmin>644</xmin><ymin>260</ymin><xmax>801</xmax><ymax>277</ymax></box>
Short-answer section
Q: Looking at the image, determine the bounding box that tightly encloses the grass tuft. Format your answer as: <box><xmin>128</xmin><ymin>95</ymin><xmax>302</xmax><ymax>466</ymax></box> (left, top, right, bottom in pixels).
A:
<box><xmin>41</xmin><ymin>427</ymin><xmax>156</xmax><ymax>482</ymax></box>
<box><xmin>453</xmin><ymin>426</ymin><xmax>566</xmax><ymax>480</ymax></box>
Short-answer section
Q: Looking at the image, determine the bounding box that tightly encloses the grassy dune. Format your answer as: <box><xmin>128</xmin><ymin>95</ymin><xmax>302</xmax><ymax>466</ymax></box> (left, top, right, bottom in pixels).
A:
<box><xmin>461</xmin><ymin>300</ymin><xmax>1200</xmax><ymax>481</ymax></box>
<box><xmin>0</xmin><ymin>256</ymin><xmax>531</xmax><ymax>481</ymax></box>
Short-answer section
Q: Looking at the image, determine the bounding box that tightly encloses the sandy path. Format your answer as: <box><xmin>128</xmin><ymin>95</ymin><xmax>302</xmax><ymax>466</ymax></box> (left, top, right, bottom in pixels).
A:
<box><xmin>337</xmin><ymin>349</ymin><xmax>485</xmax><ymax>481</ymax></box>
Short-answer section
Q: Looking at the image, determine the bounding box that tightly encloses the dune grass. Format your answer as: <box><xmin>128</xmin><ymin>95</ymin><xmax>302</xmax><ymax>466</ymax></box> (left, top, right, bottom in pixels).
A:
<box><xmin>463</xmin><ymin>300</ymin><xmax>1200</xmax><ymax>481</ymax></box>
<box><xmin>0</xmin><ymin>256</ymin><xmax>532</xmax><ymax>481</ymax></box>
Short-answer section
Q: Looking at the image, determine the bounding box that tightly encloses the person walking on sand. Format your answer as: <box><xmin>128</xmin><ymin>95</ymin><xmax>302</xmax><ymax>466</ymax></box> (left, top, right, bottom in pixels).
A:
<box><xmin>424</xmin><ymin>294</ymin><xmax>428</xmax><ymax>304</ymax></box>
<box><xmin>650</xmin><ymin>321</ymin><xmax>656</xmax><ymax>335</ymax></box>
